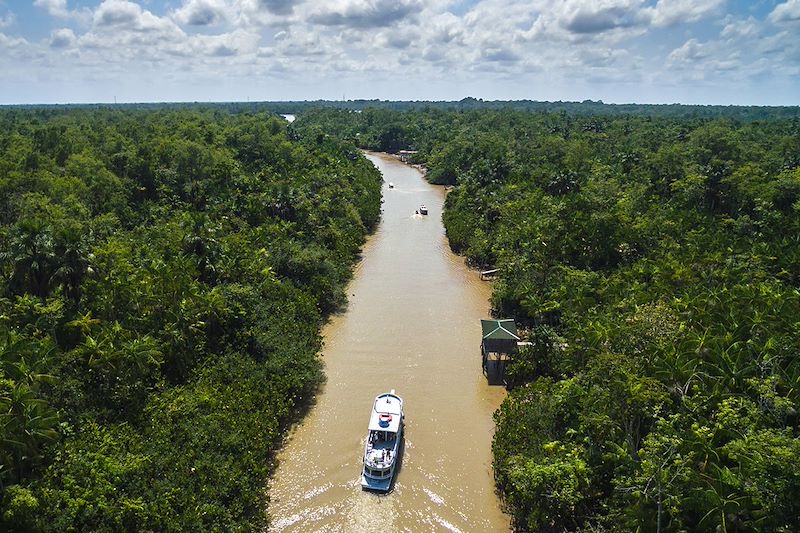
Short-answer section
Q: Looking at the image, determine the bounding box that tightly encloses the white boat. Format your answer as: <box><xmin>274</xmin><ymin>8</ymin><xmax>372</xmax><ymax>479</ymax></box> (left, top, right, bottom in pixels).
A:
<box><xmin>388</xmin><ymin>182</ymin><xmax>395</xmax><ymax>189</ymax></box>
<box><xmin>419</xmin><ymin>205</ymin><xmax>428</xmax><ymax>215</ymax></box>
<box><xmin>361</xmin><ymin>390</ymin><xmax>404</xmax><ymax>492</ymax></box>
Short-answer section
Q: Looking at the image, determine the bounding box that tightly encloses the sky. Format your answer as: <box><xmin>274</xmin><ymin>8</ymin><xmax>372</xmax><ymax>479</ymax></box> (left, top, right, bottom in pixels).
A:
<box><xmin>0</xmin><ymin>0</ymin><xmax>798</xmax><ymax>105</ymax></box>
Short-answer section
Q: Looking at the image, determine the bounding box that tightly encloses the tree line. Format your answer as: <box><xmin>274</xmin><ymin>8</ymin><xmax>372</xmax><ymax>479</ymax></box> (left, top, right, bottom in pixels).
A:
<box><xmin>7</xmin><ymin>99</ymin><xmax>798</xmax><ymax>122</ymax></box>
<box><xmin>0</xmin><ymin>107</ymin><xmax>381</xmax><ymax>531</ymax></box>
<box><xmin>293</xmin><ymin>106</ymin><xmax>800</xmax><ymax>531</ymax></box>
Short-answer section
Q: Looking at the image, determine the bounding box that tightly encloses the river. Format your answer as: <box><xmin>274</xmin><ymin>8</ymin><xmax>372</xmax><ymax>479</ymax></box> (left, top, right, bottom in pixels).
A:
<box><xmin>268</xmin><ymin>152</ymin><xmax>509</xmax><ymax>532</ymax></box>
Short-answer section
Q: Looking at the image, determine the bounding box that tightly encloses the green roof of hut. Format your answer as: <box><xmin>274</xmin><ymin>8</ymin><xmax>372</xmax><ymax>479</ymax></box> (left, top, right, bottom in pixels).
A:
<box><xmin>481</xmin><ymin>319</ymin><xmax>520</xmax><ymax>354</ymax></box>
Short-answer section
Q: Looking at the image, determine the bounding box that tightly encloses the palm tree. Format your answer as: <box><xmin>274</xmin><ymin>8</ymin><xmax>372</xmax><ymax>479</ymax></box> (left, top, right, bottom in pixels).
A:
<box><xmin>0</xmin><ymin>219</ymin><xmax>56</xmax><ymax>298</ymax></box>
<box><xmin>0</xmin><ymin>381</ymin><xmax>59</xmax><ymax>485</ymax></box>
<box><xmin>51</xmin><ymin>224</ymin><xmax>90</xmax><ymax>307</ymax></box>
<box><xmin>0</xmin><ymin>326</ymin><xmax>59</xmax><ymax>487</ymax></box>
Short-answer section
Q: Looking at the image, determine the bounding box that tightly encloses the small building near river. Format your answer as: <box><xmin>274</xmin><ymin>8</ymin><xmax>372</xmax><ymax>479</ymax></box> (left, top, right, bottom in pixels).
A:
<box><xmin>480</xmin><ymin>319</ymin><xmax>520</xmax><ymax>385</ymax></box>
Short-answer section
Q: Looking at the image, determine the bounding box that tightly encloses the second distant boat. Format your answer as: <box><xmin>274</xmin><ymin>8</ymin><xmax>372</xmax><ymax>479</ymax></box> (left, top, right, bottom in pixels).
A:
<box><xmin>419</xmin><ymin>205</ymin><xmax>428</xmax><ymax>215</ymax></box>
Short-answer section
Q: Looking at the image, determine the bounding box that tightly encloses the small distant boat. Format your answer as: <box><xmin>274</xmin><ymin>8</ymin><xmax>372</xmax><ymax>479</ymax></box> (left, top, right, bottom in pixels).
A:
<box><xmin>388</xmin><ymin>182</ymin><xmax>395</xmax><ymax>189</ymax></box>
<box><xmin>419</xmin><ymin>205</ymin><xmax>428</xmax><ymax>215</ymax></box>
<box><xmin>361</xmin><ymin>390</ymin><xmax>404</xmax><ymax>492</ymax></box>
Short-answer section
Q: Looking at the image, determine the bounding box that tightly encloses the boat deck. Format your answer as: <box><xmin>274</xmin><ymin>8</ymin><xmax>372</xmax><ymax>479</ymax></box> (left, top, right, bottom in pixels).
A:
<box><xmin>364</xmin><ymin>435</ymin><xmax>397</xmax><ymax>468</ymax></box>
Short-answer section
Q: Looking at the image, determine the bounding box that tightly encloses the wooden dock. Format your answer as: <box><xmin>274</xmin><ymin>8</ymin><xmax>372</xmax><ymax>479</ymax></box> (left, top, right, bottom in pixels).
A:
<box><xmin>480</xmin><ymin>269</ymin><xmax>499</xmax><ymax>280</ymax></box>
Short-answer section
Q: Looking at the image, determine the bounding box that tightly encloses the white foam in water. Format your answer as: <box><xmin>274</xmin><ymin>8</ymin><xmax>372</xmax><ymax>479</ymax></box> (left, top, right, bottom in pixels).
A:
<box><xmin>303</xmin><ymin>482</ymin><xmax>332</xmax><ymax>500</ymax></box>
<box><xmin>423</xmin><ymin>487</ymin><xmax>445</xmax><ymax>505</ymax></box>
<box><xmin>436</xmin><ymin>516</ymin><xmax>465</xmax><ymax>533</ymax></box>
<box><xmin>271</xmin><ymin>505</ymin><xmax>336</xmax><ymax>531</ymax></box>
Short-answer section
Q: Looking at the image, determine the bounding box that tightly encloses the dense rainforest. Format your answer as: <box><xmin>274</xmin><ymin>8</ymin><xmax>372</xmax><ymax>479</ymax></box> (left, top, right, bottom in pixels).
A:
<box><xmin>293</xmin><ymin>106</ymin><xmax>800</xmax><ymax>531</ymax></box>
<box><xmin>9</xmin><ymin>98</ymin><xmax>799</xmax><ymax>122</ymax></box>
<box><xmin>0</xmin><ymin>107</ymin><xmax>381</xmax><ymax>531</ymax></box>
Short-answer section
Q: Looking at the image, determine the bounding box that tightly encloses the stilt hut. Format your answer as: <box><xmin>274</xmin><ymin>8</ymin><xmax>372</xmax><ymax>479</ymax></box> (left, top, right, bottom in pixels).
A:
<box><xmin>481</xmin><ymin>319</ymin><xmax>520</xmax><ymax>380</ymax></box>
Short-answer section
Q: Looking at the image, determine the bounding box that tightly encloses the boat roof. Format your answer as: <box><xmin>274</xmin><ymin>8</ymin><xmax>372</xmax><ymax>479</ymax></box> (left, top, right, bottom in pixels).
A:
<box><xmin>368</xmin><ymin>392</ymin><xmax>403</xmax><ymax>433</ymax></box>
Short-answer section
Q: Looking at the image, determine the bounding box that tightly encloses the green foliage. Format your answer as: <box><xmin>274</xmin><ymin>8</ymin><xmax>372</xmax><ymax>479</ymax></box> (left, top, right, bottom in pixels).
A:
<box><xmin>308</xmin><ymin>106</ymin><xmax>800</xmax><ymax>531</ymax></box>
<box><xmin>1</xmin><ymin>485</ymin><xmax>39</xmax><ymax>533</ymax></box>
<box><xmin>504</xmin><ymin>326</ymin><xmax>562</xmax><ymax>387</ymax></box>
<box><xmin>0</xmin><ymin>107</ymin><xmax>381</xmax><ymax>531</ymax></box>
<box><xmin>504</xmin><ymin>442</ymin><xmax>591</xmax><ymax>531</ymax></box>
<box><xmin>35</xmin><ymin>352</ymin><xmax>309</xmax><ymax>533</ymax></box>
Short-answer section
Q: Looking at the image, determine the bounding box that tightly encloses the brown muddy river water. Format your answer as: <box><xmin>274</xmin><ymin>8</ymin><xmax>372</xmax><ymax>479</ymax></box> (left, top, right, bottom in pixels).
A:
<box><xmin>268</xmin><ymin>153</ymin><xmax>510</xmax><ymax>532</ymax></box>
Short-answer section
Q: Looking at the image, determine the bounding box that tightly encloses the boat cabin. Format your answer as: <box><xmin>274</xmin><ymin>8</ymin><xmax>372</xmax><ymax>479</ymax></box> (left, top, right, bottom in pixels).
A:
<box><xmin>368</xmin><ymin>394</ymin><xmax>402</xmax><ymax>434</ymax></box>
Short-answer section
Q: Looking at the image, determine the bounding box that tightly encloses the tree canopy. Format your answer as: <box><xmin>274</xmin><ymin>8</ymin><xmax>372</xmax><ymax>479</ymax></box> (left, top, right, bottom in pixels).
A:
<box><xmin>298</xmin><ymin>104</ymin><xmax>800</xmax><ymax>531</ymax></box>
<box><xmin>0</xmin><ymin>106</ymin><xmax>381</xmax><ymax>531</ymax></box>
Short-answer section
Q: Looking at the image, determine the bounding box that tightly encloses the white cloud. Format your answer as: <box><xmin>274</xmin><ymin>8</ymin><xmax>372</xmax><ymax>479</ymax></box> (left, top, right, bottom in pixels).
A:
<box><xmin>269</xmin><ymin>28</ymin><xmax>334</xmax><ymax>58</ymax></box>
<box><xmin>2</xmin><ymin>0</ymin><xmax>797</xmax><ymax>105</ymax></box>
<box><xmin>0</xmin><ymin>31</ymin><xmax>35</xmax><ymax>68</ymax></box>
<box><xmin>93</xmin><ymin>1</ymin><xmax>185</xmax><ymax>36</ymax></box>
<box><xmin>464</xmin><ymin>0</ymin><xmax>648</xmax><ymax>48</ymax></box>
<box><xmin>720</xmin><ymin>16</ymin><xmax>759</xmax><ymax>39</ymax></box>
<box><xmin>381</xmin><ymin>31</ymin><xmax>413</xmax><ymax>49</ymax></box>
<box><xmin>235</xmin><ymin>0</ymin><xmax>301</xmax><ymax>27</ymax></box>
<box><xmin>308</xmin><ymin>0</ymin><xmax>422</xmax><ymax>28</ymax></box>
<box><xmin>578</xmin><ymin>47</ymin><xmax>633</xmax><ymax>68</ymax></box>
<box><xmin>0</xmin><ymin>31</ymin><xmax>28</xmax><ymax>49</ymax></box>
<box><xmin>0</xmin><ymin>11</ymin><xmax>14</xmax><ymax>29</ymax></box>
<box><xmin>769</xmin><ymin>0</ymin><xmax>800</xmax><ymax>23</ymax></box>
<box><xmin>647</xmin><ymin>0</ymin><xmax>725</xmax><ymax>27</ymax></box>
<box><xmin>256</xmin><ymin>0</ymin><xmax>301</xmax><ymax>16</ymax></box>
<box><xmin>50</xmin><ymin>28</ymin><xmax>77</xmax><ymax>48</ymax></box>
<box><xmin>173</xmin><ymin>0</ymin><xmax>230</xmax><ymax>26</ymax></box>
<box><xmin>558</xmin><ymin>0</ymin><xmax>646</xmax><ymax>34</ymax></box>
<box><xmin>427</xmin><ymin>13</ymin><xmax>465</xmax><ymax>46</ymax></box>
<box><xmin>34</xmin><ymin>0</ymin><xmax>69</xmax><ymax>18</ymax></box>
<box><xmin>668</xmin><ymin>38</ymin><xmax>708</xmax><ymax>63</ymax></box>
<box><xmin>189</xmin><ymin>28</ymin><xmax>261</xmax><ymax>56</ymax></box>
<box><xmin>94</xmin><ymin>0</ymin><xmax>142</xmax><ymax>26</ymax></box>
<box><xmin>62</xmin><ymin>0</ymin><xmax>188</xmax><ymax>63</ymax></box>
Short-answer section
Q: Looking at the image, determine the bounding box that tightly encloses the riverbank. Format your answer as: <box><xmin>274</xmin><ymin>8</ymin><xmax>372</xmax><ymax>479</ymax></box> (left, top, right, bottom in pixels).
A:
<box><xmin>388</xmin><ymin>151</ymin><xmax>429</xmax><ymax>177</ymax></box>
<box><xmin>267</xmin><ymin>152</ymin><xmax>509</xmax><ymax>532</ymax></box>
